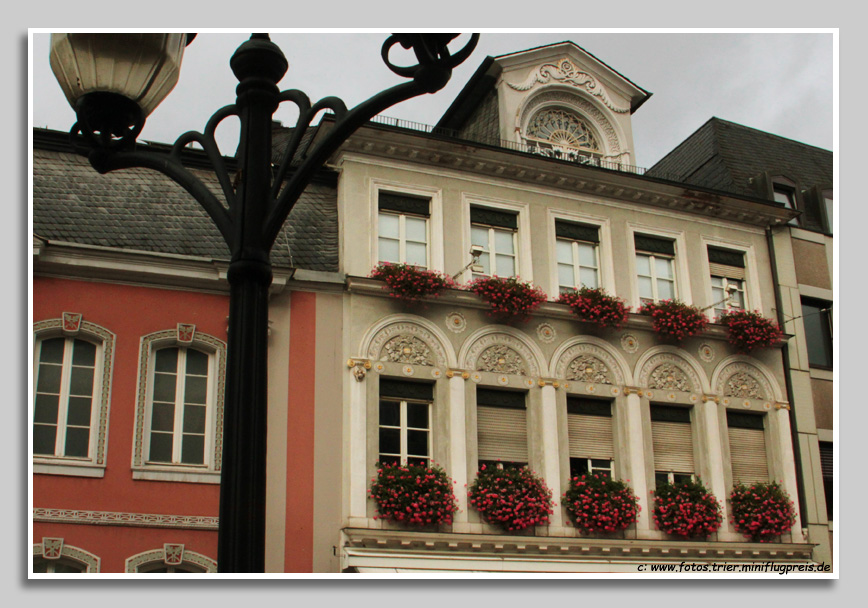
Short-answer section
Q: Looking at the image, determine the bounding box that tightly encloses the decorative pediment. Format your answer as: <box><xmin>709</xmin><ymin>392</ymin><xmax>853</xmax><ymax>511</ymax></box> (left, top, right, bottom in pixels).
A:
<box><xmin>506</xmin><ymin>58</ymin><xmax>629</xmax><ymax>114</ymax></box>
<box><xmin>554</xmin><ymin>342</ymin><xmax>626</xmax><ymax>386</ymax></box>
<box><xmin>724</xmin><ymin>371</ymin><xmax>766</xmax><ymax>400</ymax></box>
<box><xmin>382</xmin><ymin>335</ymin><xmax>434</xmax><ymax>366</ymax></box>
<box><xmin>477</xmin><ymin>344</ymin><xmax>527</xmax><ymax>376</ymax></box>
<box><xmin>366</xmin><ymin>321</ymin><xmax>450</xmax><ymax>369</ymax></box>
<box><xmin>648</xmin><ymin>363</ymin><xmax>691</xmax><ymax>392</ymax></box>
<box><xmin>637</xmin><ymin>353</ymin><xmax>703</xmax><ymax>394</ymax></box>
<box><xmin>566</xmin><ymin>355</ymin><xmax>613</xmax><ymax>385</ymax></box>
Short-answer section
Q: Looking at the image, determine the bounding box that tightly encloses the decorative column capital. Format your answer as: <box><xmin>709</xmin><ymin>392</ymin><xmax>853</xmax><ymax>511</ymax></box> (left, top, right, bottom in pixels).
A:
<box><xmin>702</xmin><ymin>394</ymin><xmax>720</xmax><ymax>404</ymax></box>
<box><xmin>774</xmin><ymin>402</ymin><xmax>791</xmax><ymax>411</ymax></box>
<box><xmin>347</xmin><ymin>358</ymin><xmax>372</xmax><ymax>381</ymax></box>
<box><xmin>446</xmin><ymin>368</ymin><xmax>470</xmax><ymax>380</ymax></box>
<box><xmin>537</xmin><ymin>378</ymin><xmax>561</xmax><ymax>389</ymax></box>
<box><xmin>622</xmin><ymin>386</ymin><xmax>643</xmax><ymax>396</ymax></box>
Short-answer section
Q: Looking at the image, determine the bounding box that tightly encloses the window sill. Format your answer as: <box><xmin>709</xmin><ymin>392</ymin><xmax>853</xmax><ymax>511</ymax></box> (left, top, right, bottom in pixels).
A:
<box><xmin>132</xmin><ymin>467</ymin><xmax>221</xmax><ymax>485</ymax></box>
<box><xmin>33</xmin><ymin>460</ymin><xmax>105</xmax><ymax>478</ymax></box>
<box><xmin>809</xmin><ymin>367</ymin><xmax>833</xmax><ymax>381</ymax></box>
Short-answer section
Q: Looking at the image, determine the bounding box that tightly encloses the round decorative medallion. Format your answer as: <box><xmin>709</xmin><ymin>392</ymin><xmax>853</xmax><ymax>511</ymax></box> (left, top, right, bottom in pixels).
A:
<box><xmin>698</xmin><ymin>343</ymin><xmax>715</xmax><ymax>363</ymax></box>
<box><xmin>374</xmin><ymin>362</ymin><xmax>385</xmax><ymax>373</ymax></box>
<box><xmin>667</xmin><ymin>393</ymin><xmax>676</xmax><ymax>401</ymax></box>
<box><xmin>402</xmin><ymin>365</ymin><xmax>414</xmax><ymax>376</ymax></box>
<box><xmin>742</xmin><ymin>400</ymin><xmax>752</xmax><ymax>409</ymax></box>
<box><xmin>763</xmin><ymin>402</ymin><xmax>771</xmax><ymax>410</ymax></box>
<box><xmin>431</xmin><ymin>368</ymin><xmax>442</xmax><ymax>379</ymax></box>
<box><xmin>498</xmin><ymin>375</ymin><xmax>509</xmax><ymax>386</ymax></box>
<box><xmin>621</xmin><ymin>333</ymin><xmax>639</xmax><ymax>353</ymax></box>
<box><xmin>690</xmin><ymin>394</ymin><xmax>699</xmax><ymax>402</ymax></box>
<box><xmin>645</xmin><ymin>391</ymin><xmax>653</xmax><ymax>399</ymax></box>
<box><xmin>525</xmin><ymin>378</ymin><xmax>535</xmax><ymax>388</ymax></box>
<box><xmin>470</xmin><ymin>372</ymin><xmax>482</xmax><ymax>383</ymax></box>
<box><xmin>586</xmin><ymin>384</ymin><xmax>596</xmax><ymax>393</ymax></box>
<box><xmin>610</xmin><ymin>386</ymin><xmax>619</xmax><ymax>396</ymax></box>
<box><xmin>722</xmin><ymin>397</ymin><xmax>731</xmax><ymax>406</ymax></box>
<box><xmin>536</xmin><ymin>323</ymin><xmax>556</xmax><ymax>343</ymax></box>
<box><xmin>446</xmin><ymin>312</ymin><xmax>467</xmax><ymax>334</ymax></box>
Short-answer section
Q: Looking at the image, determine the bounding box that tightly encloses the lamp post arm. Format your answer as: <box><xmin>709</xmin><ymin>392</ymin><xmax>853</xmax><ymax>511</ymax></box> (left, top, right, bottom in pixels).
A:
<box><xmin>87</xmin><ymin>147</ymin><xmax>235</xmax><ymax>248</ymax></box>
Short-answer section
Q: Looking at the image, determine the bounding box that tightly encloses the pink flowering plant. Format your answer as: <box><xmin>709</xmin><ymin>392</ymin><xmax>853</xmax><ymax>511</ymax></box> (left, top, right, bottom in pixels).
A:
<box><xmin>467</xmin><ymin>276</ymin><xmax>548</xmax><ymax>324</ymax></box>
<box><xmin>368</xmin><ymin>461</ymin><xmax>458</xmax><ymax>526</ymax></box>
<box><xmin>729</xmin><ymin>482</ymin><xmax>797</xmax><ymax>542</ymax></box>
<box><xmin>557</xmin><ymin>286</ymin><xmax>630</xmax><ymax>330</ymax></box>
<box><xmin>562</xmin><ymin>473</ymin><xmax>640</xmax><ymax>534</ymax></box>
<box><xmin>719</xmin><ymin>310</ymin><xmax>783</xmax><ymax>354</ymax></box>
<box><xmin>639</xmin><ymin>299</ymin><xmax>709</xmax><ymax>344</ymax></box>
<box><xmin>653</xmin><ymin>479</ymin><xmax>723</xmax><ymax>538</ymax></box>
<box><xmin>468</xmin><ymin>464</ymin><xmax>554</xmax><ymax>531</ymax></box>
<box><xmin>369</xmin><ymin>263</ymin><xmax>454</xmax><ymax>305</ymax></box>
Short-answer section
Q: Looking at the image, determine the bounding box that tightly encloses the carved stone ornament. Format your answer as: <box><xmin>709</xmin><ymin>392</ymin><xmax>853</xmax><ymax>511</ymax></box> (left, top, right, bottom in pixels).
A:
<box><xmin>477</xmin><ymin>344</ymin><xmax>528</xmax><ymax>376</ymax></box>
<box><xmin>519</xmin><ymin>91</ymin><xmax>622</xmax><ymax>155</ymax></box>
<box><xmin>463</xmin><ymin>333</ymin><xmax>541</xmax><ymax>377</ymax></box>
<box><xmin>164</xmin><ymin>544</ymin><xmax>185</xmax><ymax>566</ymax></box>
<box><xmin>177</xmin><ymin>323</ymin><xmax>196</xmax><ymax>344</ymax></box>
<box><xmin>446</xmin><ymin>312</ymin><xmax>467</xmax><ymax>334</ymax></box>
<box><xmin>698</xmin><ymin>343</ymin><xmax>715</xmax><ymax>363</ymax></box>
<box><xmin>382</xmin><ymin>335</ymin><xmax>434</xmax><ymax>366</ymax></box>
<box><xmin>42</xmin><ymin>538</ymin><xmax>64</xmax><ymax>559</ymax></box>
<box><xmin>724</xmin><ymin>371</ymin><xmax>765</xmax><ymax>400</ymax></box>
<box><xmin>536</xmin><ymin>323</ymin><xmax>557</xmax><ymax>343</ymax></box>
<box><xmin>621</xmin><ymin>333</ymin><xmax>639</xmax><ymax>353</ymax></box>
<box><xmin>648</xmin><ymin>363</ymin><xmax>691</xmax><ymax>392</ymax></box>
<box><xmin>507</xmin><ymin>58</ymin><xmax>630</xmax><ymax>113</ymax></box>
<box><xmin>565</xmin><ymin>355</ymin><xmax>613</xmax><ymax>385</ymax></box>
<box><xmin>61</xmin><ymin>312</ymin><xmax>82</xmax><ymax>335</ymax></box>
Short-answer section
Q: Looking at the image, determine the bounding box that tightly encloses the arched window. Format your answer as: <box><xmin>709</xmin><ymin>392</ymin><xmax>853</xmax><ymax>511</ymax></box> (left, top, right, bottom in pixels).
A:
<box><xmin>33</xmin><ymin>557</ymin><xmax>87</xmax><ymax>573</ymax></box>
<box><xmin>33</xmin><ymin>315</ymin><xmax>115</xmax><ymax>476</ymax></box>
<box><xmin>526</xmin><ymin>108</ymin><xmax>600</xmax><ymax>153</ymax></box>
<box><xmin>125</xmin><ymin>546</ymin><xmax>217</xmax><ymax>573</ymax></box>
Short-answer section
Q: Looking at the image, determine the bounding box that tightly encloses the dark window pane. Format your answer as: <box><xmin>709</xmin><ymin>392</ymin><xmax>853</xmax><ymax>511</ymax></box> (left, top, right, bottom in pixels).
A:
<box><xmin>379</xmin><ymin>428</ymin><xmax>400</xmax><ymax>455</ymax></box>
<box><xmin>151</xmin><ymin>402</ymin><xmax>175</xmax><ymax>432</ymax></box>
<box><xmin>66</xmin><ymin>396</ymin><xmax>92</xmax><ymax>426</ymax></box>
<box><xmin>33</xmin><ymin>424</ymin><xmax>57</xmax><ymax>455</ymax></box>
<box><xmin>34</xmin><ymin>394</ymin><xmax>59</xmax><ymax>424</ymax></box>
<box><xmin>407</xmin><ymin>429</ymin><xmax>429</xmax><ymax>457</ymax></box>
<box><xmin>407</xmin><ymin>457</ymin><xmax>429</xmax><ymax>467</ymax></box>
<box><xmin>379</xmin><ymin>401</ymin><xmax>400</xmax><ymax>427</ymax></box>
<box><xmin>53</xmin><ymin>563</ymin><xmax>84</xmax><ymax>573</ymax></box>
<box><xmin>69</xmin><ymin>367</ymin><xmax>94</xmax><ymax>397</ymax></box>
<box><xmin>570</xmin><ymin>458</ymin><xmax>589</xmax><ymax>478</ymax></box>
<box><xmin>153</xmin><ymin>373</ymin><xmax>177</xmax><ymax>403</ymax></box>
<box><xmin>72</xmin><ymin>340</ymin><xmax>96</xmax><ymax>366</ymax></box>
<box><xmin>655</xmin><ymin>472</ymin><xmax>670</xmax><ymax>486</ymax></box>
<box><xmin>39</xmin><ymin>338</ymin><xmax>65</xmax><ymax>364</ymax></box>
<box><xmin>406</xmin><ymin>402</ymin><xmax>429</xmax><ymax>429</ymax></box>
<box><xmin>184</xmin><ymin>375</ymin><xmax>207</xmax><ymax>405</ymax></box>
<box><xmin>379</xmin><ymin>455</ymin><xmax>400</xmax><ymax>466</ymax></box>
<box><xmin>183</xmin><ymin>404</ymin><xmax>206</xmax><ymax>434</ymax></box>
<box><xmin>673</xmin><ymin>473</ymin><xmax>693</xmax><ymax>484</ymax></box>
<box><xmin>36</xmin><ymin>363</ymin><xmax>62</xmax><ymax>394</ymax></box>
<box><xmin>154</xmin><ymin>348</ymin><xmax>179</xmax><ymax>373</ymax></box>
<box><xmin>186</xmin><ymin>349</ymin><xmax>208</xmax><ymax>376</ymax></box>
<box><xmin>802</xmin><ymin>300</ymin><xmax>833</xmax><ymax>368</ymax></box>
<box><xmin>149</xmin><ymin>432</ymin><xmax>172</xmax><ymax>462</ymax></box>
<box><xmin>64</xmin><ymin>426</ymin><xmax>90</xmax><ymax>457</ymax></box>
<box><xmin>181</xmin><ymin>434</ymin><xmax>205</xmax><ymax>464</ymax></box>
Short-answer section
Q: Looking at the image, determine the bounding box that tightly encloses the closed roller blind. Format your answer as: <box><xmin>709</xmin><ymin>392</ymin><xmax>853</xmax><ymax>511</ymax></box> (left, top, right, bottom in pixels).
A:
<box><xmin>728</xmin><ymin>427</ymin><xmax>769</xmax><ymax>484</ymax></box>
<box><xmin>652</xmin><ymin>420</ymin><xmax>694</xmax><ymax>473</ymax></box>
<box><xmin>477</xmin><ymin>405</ymin><xmax>527</xmax><ymax>462</ymax></box>
<box><xmin>567</xmin><ymin>414</ymin><xmax>613</xmax><ymax>460</ymax></box>
<box><xmin>709</xmin><ymin>262</ymin><xmax>745</xmax><ymax>280</ymax></box>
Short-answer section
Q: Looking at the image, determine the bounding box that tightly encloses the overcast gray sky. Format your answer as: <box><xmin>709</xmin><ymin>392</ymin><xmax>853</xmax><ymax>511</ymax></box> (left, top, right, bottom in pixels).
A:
<box><xmin>30</xmin><ymin>30</ymin><xmax>833</xmax><ymax>169</ymax></box>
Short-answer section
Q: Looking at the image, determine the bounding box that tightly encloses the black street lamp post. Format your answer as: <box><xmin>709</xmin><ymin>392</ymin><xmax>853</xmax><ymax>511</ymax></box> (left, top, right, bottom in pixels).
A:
<box><xmin>49</xmin><ymin>32</ymin><xmax>478</xmax><ymax>573</ymax></box>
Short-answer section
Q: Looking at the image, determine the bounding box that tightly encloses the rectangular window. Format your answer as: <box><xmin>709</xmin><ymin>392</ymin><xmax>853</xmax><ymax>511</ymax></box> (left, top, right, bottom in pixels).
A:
<box><xmin>34</xmin><ymin>337</ymin><xmax>97</xmax><ymax>459</ymax></box>
<box><xmin>567</xmin><ymin>397</ymin><xmax>613</xmax><ymax>478</ymax></box>
<box><xmin>819</xmin><ymin>441</ymin><xmax>833</xmax><ymax>520</ymax></box>
<box><xmin>476</xmin><ymin>388</ymin><xmax>527</xmax><ymax>469</ymax></box>
<box><xmin>378</xmin><ymin>192</ymin><xmax>430</xmax><ymax>268</ymax></box>
<box><xmin>470</xmin><ymin>207</ymin><xmax>518</xmax><ymax>278</ymax></box>
<box><xmin>556</xmin><ymin>220</ymin><xmax>600</xmax><ymax>294</ymax></box>
<box><xmin>726</xmin><ymin>411</ymin><xmax>769</xmax><ymax>484</ymax></box>
<box><xmin>823</xmin><ymin>192</ymin><xmax>833</xmax><ymax>234</ymax></box>
<box><xmin>378</xmin><ymin>379</ymin><xmax>432</xmax><ymax>467</ymax></box>
<box><xmin>635</xmin><ymin>234</ymin><xmax>677</xmax><ymax>304</ymax></box>
<box><xmin>651</xmin><ymin>404</ymin><xmax>694</xmax><ymax>485</ymax></box>
<box><xmin>708</xmin><ymin>246</ymin><xmax>746</xmax><ymax>317</ymax></box>
<box><xmin>773</xmin><ymin>186</ymin><xmax>800</xmax><ymax>226</ymax></box>
<box><xmin>801</xmin><ymin>298</ymin><xmax>833</xmax><ymax>368</ymax></box>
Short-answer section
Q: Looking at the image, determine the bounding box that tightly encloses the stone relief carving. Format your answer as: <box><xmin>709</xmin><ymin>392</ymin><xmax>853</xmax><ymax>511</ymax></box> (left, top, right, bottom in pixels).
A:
<box><xmin>724</xmin><ymin>371</ymin><xmax>765</xmax><ymax>400</ymax></box>
<box><xmin>463</xmin><ymin>332</ymin><xmax>540</xmax><ymax>377</ymax></box>
<box><xmin>381</xmin><ymin>335</ymin><xmax>434</xmax><ymax>366</ymax></box>
<box><xmin>565</xmin><ymin>355</ymin><xmax>613</xmax><ymax>385</ymax></box>
<box><xmin>506</xmin><ymin>58</ymin><xmax>630</xmax><ymax>113</ymax></box>
<box><xmin>477</xmin><ymin>345</ymin><xmax>528</xmax><ymax>376</ymax></box>
<box><xmin>518</xmin><ymin>91</ymin><xmax>622</xmax><ymax>155</ymax></box>
<box><xmin>648</xmin><ymin>363</ymin><xmax>691</xmax><ymax>392</ymax></box>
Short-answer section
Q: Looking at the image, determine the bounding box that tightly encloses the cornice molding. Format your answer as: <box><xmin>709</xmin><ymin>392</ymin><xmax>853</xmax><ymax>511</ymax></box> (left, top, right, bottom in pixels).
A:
<box><xmin>33</xmin><ymin>508</ymin><xmax>219</xmax><ymax>530</ymax></box>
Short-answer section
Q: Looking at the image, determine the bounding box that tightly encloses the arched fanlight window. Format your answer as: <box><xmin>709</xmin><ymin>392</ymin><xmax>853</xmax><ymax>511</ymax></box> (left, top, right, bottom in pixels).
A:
<box><xmin>526</xmin><ymin>108</ymin><xmax>600</xmax><ymax>152</ymax></box>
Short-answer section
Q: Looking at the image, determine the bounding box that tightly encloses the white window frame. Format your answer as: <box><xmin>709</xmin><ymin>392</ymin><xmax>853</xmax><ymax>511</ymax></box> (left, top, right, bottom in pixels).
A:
<box><xmin>548</xmin><ymin>209</ymin><xmax>613</xmax><ymax>296</ymax></box>
<box><xmin>370</xmin><ymin>180</ymin><xmax>443</xmax><ymax>273</ymax></box>
<box><xmin>626</xmin><ymin>225</ymin><xmax>690</xmax><ymax>309</ymax></box>
<box><xmin>377</xmin><ymin>396</ymin><xmax>432</xmax><ymax>466</ymax></box>
<box><xmin>700</xmin><ymin>237</ymin><xmax>762</xmax><ymax>321</ymax></box>
<box><xmin>377</xmin><ymin>210</ymin><xmax>430</xmax><ymax>269</ymax></box>
<box><xmin>132</xmin><ymin>328</ymin><xmax>225</xmax><ymax>484</ymax></box>
<box><xmin>461</xmin><ymin>195</ymin><xmax>532</xmax><ymax>284</ymax></box>
<box><xmin>471</xmin><ymin>222</ymin><xmax>518</xmax><ymax>280</ymax></box>
<box><xmin>32</xmin><ymin>318</ymin><xmax>115</xmax><ymax>478</ymax></box>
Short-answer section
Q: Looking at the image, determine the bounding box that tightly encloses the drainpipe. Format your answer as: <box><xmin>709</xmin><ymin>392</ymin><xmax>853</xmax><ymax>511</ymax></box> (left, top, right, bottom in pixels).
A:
<box><xmin>766</xmin><ymin>224</ymin><xmax>808</xmax><ymax>529</ymax></box>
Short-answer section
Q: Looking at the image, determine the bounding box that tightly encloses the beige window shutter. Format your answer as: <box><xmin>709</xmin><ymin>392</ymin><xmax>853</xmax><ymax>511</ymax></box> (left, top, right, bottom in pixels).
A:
<box><xmin>567</xmin><ymin>413</ymin><xmax>613</xmax><ymax>460</ymax></box>
<box><xmin>652</xmin><ymin>420</ymin><xmax>694</xmax><ymax>474</ymax></box>
<box><xmin>477</xmin><ymin>405</ymin><xmax>528</xmax><ymax>463</ymax></box>
<box><xmin>728</xmin><ymin>427</ymin><xmax>770</xmax><ymax>484</ymax></box>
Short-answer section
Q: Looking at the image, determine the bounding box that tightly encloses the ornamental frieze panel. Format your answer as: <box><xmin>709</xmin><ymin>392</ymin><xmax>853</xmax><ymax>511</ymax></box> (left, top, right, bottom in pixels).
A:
<box><xmin>565</xmin><ymin>355</ymin><xmax>613</xmax><ymax>385</ymax></box>
<box><xmin>462</xmin><ymin>333</ymin><xmax>540</xmax><ymax>377</ymax></box>
<box><xmin>477</xmin><ymin>344</ymin><xmax>527</xmax><ymax>376</ymax></box>
<box><xmin>518</xmin><ymin>91</ymin><xmax>622</xmax><ymax>155</ymax></box>
<box><xmin>715</xmin><ymin>363</ymin><xmax>773</xmax><ymax>401</ymax></box>
<box><xmin>554</xmin><ymin>343</ymin><xmax>625</xmax><ymax>386</ymax></box>
<box><xmin>637</xmin><ymin>353</ymin><xmax>702</xmax><ymax>394</ymax></box>
<box><xmin>506</xmin><ymin>58</ymin><xmax>630</xmax><ymax>114</ymax></box>
<box><xmin>366</xmin><ymin>322</ymin><xmax>448</xmax><ymax>369</ymax></box>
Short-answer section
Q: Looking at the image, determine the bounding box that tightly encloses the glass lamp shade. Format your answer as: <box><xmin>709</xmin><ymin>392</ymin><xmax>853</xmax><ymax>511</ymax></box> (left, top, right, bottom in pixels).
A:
<box><xmin>49</xmin><ymin>33</ymin><xmax>189</xmax><ymax>119</ymax></box>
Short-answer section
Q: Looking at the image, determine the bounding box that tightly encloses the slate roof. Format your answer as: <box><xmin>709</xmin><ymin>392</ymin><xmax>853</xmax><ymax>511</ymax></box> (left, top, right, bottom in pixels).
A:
<box><xmin>33</xmin><ymin>129</ymin><xmax>339</xmax><ymax>272</ymax></box>
<box><xmin>647</xmin><ymin>118</ymin><xmax>832</xmax><ymax>197</ymax></box>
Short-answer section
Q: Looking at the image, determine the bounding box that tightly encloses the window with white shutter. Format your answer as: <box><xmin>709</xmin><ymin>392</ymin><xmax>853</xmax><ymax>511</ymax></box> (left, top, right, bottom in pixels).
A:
<box><xmin>651</xmin><ymin>405</ymin><xmax>695</xmax><ymax>485</ymax></box>
<box><xmin>726</xmin><ymin>411</ymin><xmax>769</xmax><ymax>485</ymax></box>
<box><xmin>476</xmin><ymin>388</ymin><xmax>527</xmax><ymax>468</ymax></box>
